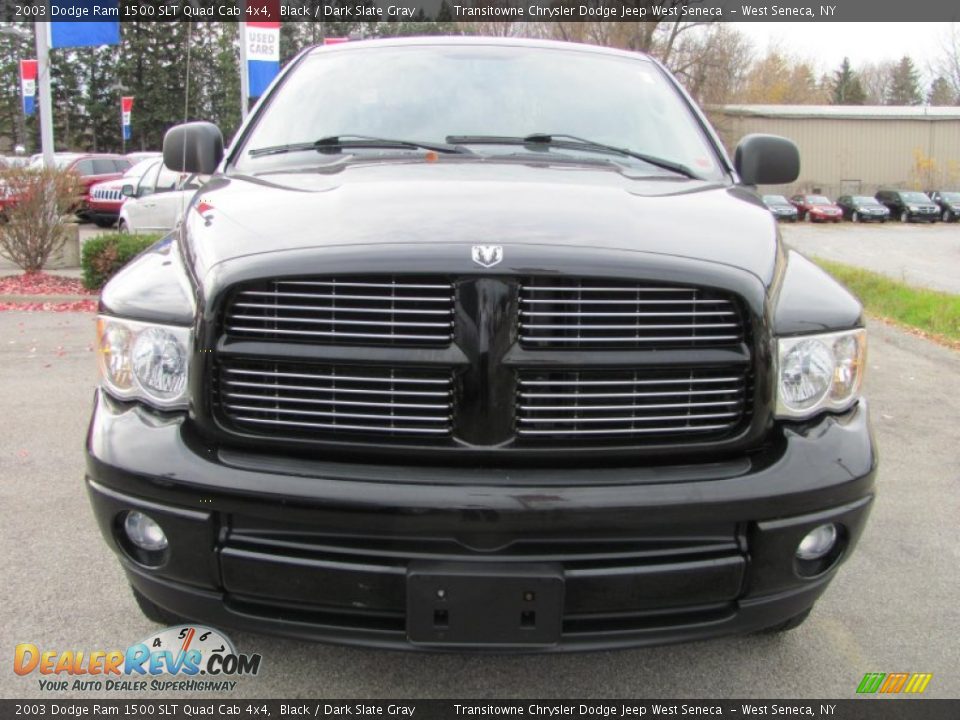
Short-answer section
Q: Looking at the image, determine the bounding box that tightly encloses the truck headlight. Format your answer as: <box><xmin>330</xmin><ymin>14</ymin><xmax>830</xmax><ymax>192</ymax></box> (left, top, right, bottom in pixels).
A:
<box><xmin>97</xmin><ymin>316</ymin><xmax>191</xmax><ymax>409</ymax></box>
<box><xmin>775</xmin><ymin>329</ymin><xmax>866</xmax><ymax>419</ymax></box>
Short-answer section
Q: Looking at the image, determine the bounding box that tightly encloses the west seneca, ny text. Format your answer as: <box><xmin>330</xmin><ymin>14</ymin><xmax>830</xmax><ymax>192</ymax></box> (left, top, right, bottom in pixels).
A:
<box><xmin>449</xmin><ymin>3</ymin><xmax>838</xmax><ymax>18</ymax></box>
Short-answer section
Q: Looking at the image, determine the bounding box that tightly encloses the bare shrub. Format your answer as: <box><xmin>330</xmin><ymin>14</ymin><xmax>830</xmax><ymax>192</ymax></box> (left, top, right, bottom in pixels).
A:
<box><xmin>0</xmin><ymin>166</ymin><xmax>83</xmax><ymax>273</ymax></box>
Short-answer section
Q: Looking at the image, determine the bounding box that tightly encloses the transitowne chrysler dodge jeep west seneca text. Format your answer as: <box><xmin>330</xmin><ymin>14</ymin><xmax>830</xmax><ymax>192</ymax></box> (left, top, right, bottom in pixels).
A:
<box><xmin>86</xmin><ymin>38</ymin><xmax>876</xmax><ymax>651</ymax></box>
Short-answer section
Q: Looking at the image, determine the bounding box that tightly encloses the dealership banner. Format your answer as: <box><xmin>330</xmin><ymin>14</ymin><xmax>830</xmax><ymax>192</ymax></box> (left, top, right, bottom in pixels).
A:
<box><xmin>0</xmin><ymin>700</ymin><xmax>958</xmax><ymax>719</ymax></box>
<box><xmin>19</xmin><ymin>59</ymin><xmax>36</xmax><ymax>117</ymax></box>
<box><xmin>121</xmin><ymin>95</ymin><xmax>133</xmax><ymax>141</ymax></box>
<box><xmin>48</xmin><ymin>1</ymin><xmax>121</xmax><ymax>48</ymax></box>
<box><xmin>0</xmin><ymin>0</ymin><xmax>950</xmax><ymax>22</ymax></box>
<box><xmin>242</xmin><ymin>18</ymin><xmax>280</xmax><ymax>99</ymax></box>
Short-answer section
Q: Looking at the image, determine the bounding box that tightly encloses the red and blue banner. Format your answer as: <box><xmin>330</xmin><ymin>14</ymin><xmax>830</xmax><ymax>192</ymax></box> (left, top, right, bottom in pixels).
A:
<box><xmin>244</xmin><ymin>21</ymin><xmax>280</xmax><ymax>99</ymax></box>
<box><xmin>20</xmin><ymin>60</ymin><xmax>36</xmax><ymax>117</ymax></box>
<box><xmin>121</xmin><ymin>96</ymin><xmax>133</xmax><ymax>141</ymax></box>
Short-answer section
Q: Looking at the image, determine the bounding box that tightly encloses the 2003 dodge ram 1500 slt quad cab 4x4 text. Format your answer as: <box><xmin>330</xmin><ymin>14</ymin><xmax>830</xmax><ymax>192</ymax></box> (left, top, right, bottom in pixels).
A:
<box><xmin>86</xmin><ymin>37</ymin><xmax>876</xmax><ymax>651</ymax></box>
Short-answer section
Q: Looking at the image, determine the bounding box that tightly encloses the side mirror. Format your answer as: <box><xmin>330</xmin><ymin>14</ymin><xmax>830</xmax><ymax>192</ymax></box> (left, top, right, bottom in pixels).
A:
<box><xmin>121</xmin><ymin>184</ymin><xmax>135</xmax><ymax>197</ymax></box>
<box><xmin>734</xmin><ymin>134</ymin><xmax>800</xmax><ymax>186</ymax></box>
<box><xmin>163</xmin><ymin>121</ymin><xmax>224</xmax><ymax>175</ymax></box>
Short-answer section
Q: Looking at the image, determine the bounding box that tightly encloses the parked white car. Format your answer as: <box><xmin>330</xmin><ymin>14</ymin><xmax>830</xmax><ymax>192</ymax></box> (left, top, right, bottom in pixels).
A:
<box><xmin>117</xmin><ymin>166</ymin><xmax>208</xmax><ymax>234</ymax></box>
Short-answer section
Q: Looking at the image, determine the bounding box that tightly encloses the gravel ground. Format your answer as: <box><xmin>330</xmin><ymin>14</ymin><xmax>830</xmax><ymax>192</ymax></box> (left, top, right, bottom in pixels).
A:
<box><xmin>782</xmin><ymin>221</ymin><xmax>960</xmax><ymax>294</ymax></box>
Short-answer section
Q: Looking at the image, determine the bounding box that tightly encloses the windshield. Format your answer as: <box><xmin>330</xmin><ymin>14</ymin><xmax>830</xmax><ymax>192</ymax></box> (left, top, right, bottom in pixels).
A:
<box><xmin>124</xmin><ymin>159</ymin><xmax>159</xmax><ymax>179</ymax></box>
<box><xmin>807</xmin><ymin>195</ymin><xmax>831</xmax><ymax>204</ymax></box>
<box><xmin>901</xmin><ymin>192</ymin><xmax>931</xmax><ymax>202</ymax></box>
<box><xmin>853</xmin><ymin>196</ymin><xmax>880</xmax><ymax>204</ymax></box>
<box><xmin>939</xmin><ymin>192</ymin><xmax>960</xmax><ymax>201</ymax></box>
<box><xmin>762</xmin><ymin>195</ymin><xmax>789</xmax><ymax>204</ymax></box>
<box><xmin>235</xmin><ymin>44</ymin><xmax>724</xmax><ymax>179</ymax></box>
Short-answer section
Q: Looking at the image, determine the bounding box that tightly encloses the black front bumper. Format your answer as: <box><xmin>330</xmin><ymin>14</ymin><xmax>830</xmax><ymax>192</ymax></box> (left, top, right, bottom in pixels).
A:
<box><xmin>85</xmin><ymin>390</ymin><xmax>876</xmax><ymax>652</ymax></box>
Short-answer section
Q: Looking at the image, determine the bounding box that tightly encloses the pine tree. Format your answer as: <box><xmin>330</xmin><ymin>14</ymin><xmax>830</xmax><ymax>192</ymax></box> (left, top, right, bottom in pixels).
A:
<box><xmin>886</xmin><ymin>56</ymin><xmax>922</xmax><ymax>105</ymax></box>
<box><xmin>831</xmin><ymin>57</ymin><xmax>866</xmax><ymax>105</ymax></box>
<box><xmin>927</xmin><ymin>76</ymin><xmax>956</xmax><ymax>106</ymax></box>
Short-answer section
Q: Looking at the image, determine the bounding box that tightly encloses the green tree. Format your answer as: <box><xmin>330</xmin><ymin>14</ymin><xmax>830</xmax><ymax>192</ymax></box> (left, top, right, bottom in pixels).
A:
<box><xmin>886</xmin><ymin>55</ymin><xmax>922</xmax><ymax>105</ymax></box>
<box><xmin>831</xmin><ymin>57</ymin><xmax>866</xmax><ymax>105</ymax></box>
<box><xmin>927</xmin><ymin>75</ymin><xmax>956</xmax><ymax>106</ymax></box>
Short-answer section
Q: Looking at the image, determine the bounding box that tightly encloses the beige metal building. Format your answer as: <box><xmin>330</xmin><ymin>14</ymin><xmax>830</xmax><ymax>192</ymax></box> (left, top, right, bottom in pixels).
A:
<box><xmin>707</xmin><ymin>105</ymin><xmax>960</xmax><ymax>199</ymax></box>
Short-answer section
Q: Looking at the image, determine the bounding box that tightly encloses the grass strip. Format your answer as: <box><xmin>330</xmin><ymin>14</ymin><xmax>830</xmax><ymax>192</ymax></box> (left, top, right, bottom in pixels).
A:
<box><xmin>814</xmin><ymin>258</ymin><xmax>960</xmax><ymax>345</ymax></box>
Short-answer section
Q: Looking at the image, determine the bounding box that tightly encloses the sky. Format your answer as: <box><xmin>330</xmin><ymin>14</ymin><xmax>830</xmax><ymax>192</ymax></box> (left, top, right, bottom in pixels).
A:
<box><xmin>731</xmin><ymin>22</ymin><xmax>953</xmax><ymax>77</ymax></box>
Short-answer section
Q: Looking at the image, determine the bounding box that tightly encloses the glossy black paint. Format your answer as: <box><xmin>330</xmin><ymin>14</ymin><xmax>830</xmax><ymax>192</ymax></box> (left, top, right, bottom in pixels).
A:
<box><xmin>86</xmin><ymin>390</ymin><xmax>876</xmax><ymax>651</ymax></box>
<box><xmin>99</xmin><ymin>235</ymin><xmax>195</xmax><ymax>325</ymax></box>
<box><xmin>734</xmin><ymin>134</ymin><xmax>800</xmax><ymax>186</ymax></box>
<box><xmin>875</xmin><ymin>190</ymin><xmax>939</xmax><ymax>223</ymax></box>
<box><xmin>772</xmin><ymin>251</ymin><xmax>864</xmax><ymax>336</ymax></box>
<box><xmin>89</xmin><ymin>37</ymin><xmax>877</xmax><ymax>650</ymax></box>
<box><xmin>927</xmin><ymin>190</ymin><xmax>960</xmax><ymax>222</ymax></box>
<box><xmin>163</xmin><ymin>121</ymin><xmax>224</xmax><ymax>175</ymax></box>
<box><xmin>835</xmin><ymin>195</ymin><xmax>890</xmax><ymax>223</ymax></box>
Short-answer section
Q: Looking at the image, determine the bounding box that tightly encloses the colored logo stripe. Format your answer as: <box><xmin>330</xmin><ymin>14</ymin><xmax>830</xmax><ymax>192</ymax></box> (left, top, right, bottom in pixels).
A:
<box><xmin>857</xmin><ymin>672</ymin><xmax>932</xmax><ymax>694</ymax></box>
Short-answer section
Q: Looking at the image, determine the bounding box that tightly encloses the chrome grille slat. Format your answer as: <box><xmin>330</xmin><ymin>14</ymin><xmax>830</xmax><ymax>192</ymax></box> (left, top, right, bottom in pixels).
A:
<box><xmin>222</xmin><ymin>391</ymin><xmax>449</xmax><ymax>410</ymax></box>
<box><xmin>217</xmin><ymin>360</ymin><xmax>454</xmax><ymax>439</ymax></box>
<box><xmin>521</xmin><ymin>298</ymin><xmax>730</xmax><ymax>305</ymax></box>
<box><xmin>517</xmin><ymin>369</ymin><xmax>750</xmax><ymax>441</ymax></box>
<box><xmin>229</xmin><ymin>314</ymin><xmax>452</xmax><ymax>328</ymax></box>
<box><xmin>518</xmin><ymin>400</ymin><xmax>742</xmax><ymax>411</ymax></box>
<box><xmin>232</xmin><ymin>302</ymin><xmax>452</xmax><ymax>316</ymax></box>
<box><xmin>224</xmin><ymin>368</ymin><xmax>449</xmax><ymax>385</ymax></box>
<box><xmin>230</xmin><ymin>417</ymin><xmax>451</xmax><ymax>435</ymax></box>
<box><xmin>519</xmin><ymin>389</ymin><xmax>742</xmax><ymax>399</ymax></box>
<box><xmin>519</xmin><ymin>278</ymin><xmax>745</xmax><ymax>350</ymax></box>
<box><xmin>225</xmin><ymin>276</ymin><xmax>455</xmax><ymax>346</ymax></box>
<box><xmin>224</xmin><ymin>380</ymin><xmax>450</xmax><ymax>398</ymax></box>
<box><xmin>522</xmin><ymin>311</ymin><xmax>736</xmax><ymax>317</ymax></box>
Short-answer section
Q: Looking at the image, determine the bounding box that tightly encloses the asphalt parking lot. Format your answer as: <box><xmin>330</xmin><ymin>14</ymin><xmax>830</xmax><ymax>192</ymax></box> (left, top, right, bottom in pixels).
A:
<box><xmin>782</xmin><ymin>221</ymin><xmax>960</xmax><ymax>293</ymax></box>
<box><xmin>1</xmin><ymin>311</ymin><xmax>958</xmax><ymax>700</ymax></box>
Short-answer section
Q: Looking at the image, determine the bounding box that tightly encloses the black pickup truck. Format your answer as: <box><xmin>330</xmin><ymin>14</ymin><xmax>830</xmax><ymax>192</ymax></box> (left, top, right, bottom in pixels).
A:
<box><xmin>86</xmin><ymin>37</ymin><xmax>876</xmax><ymax>651</ymax></box>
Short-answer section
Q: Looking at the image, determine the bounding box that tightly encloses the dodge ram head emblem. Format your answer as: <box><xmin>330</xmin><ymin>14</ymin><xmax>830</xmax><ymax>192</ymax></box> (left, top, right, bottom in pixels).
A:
<box><xmin>471</xmin><ymin>245</ymin><xmax>503</xmax><ymax>268</ymax></box>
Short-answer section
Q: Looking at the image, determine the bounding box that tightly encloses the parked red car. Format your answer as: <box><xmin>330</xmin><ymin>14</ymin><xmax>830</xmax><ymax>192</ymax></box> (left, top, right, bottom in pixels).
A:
<box><xmin>790</xmin><ymin>194</ymin><xmax>843</xmax><ymax>223</ymax></box>
<box><xmin>22</xmin><ymin>153</ymin><xmax>132</xmax><ymax>218</ymax></box>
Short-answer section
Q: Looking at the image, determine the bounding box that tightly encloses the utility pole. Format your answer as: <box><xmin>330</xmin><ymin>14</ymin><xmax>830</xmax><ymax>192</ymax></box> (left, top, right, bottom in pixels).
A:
<box><xmin>34</xmin><ymin>22</ymin><xmax>55</xmax><ymax>167</ymax></box>
<box><xmin>239</xmin><ymin>14</ymin><xmax>249</xmax><ymax>119</ymax></box>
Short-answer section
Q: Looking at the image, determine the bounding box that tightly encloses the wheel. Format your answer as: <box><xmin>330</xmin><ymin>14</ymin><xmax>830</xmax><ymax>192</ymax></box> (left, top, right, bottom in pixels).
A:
<box><xmin>944</xmin><ymin>209</ymin><xmax>953</xmax><ymax>223</ymax></box>
<box><xmin>762</xmin><ymin>607</ymin><xmax>812</xmax><ymax>634</ymax></box>
<box><xmin>131</xmin><ymin>586</ymin><xmax>188</xmax><ymax>625</ymax></box>
<box><xmin>805</xmin><ymin>212</ymin><xmax>812</xmax><ymax>223</ymax></box>
<box><xmin>852</xmin><ymin>211</ymin><xmax>859</xmax><ymax>223</ymax></box>
<box><xmin>117</xmin><ymin>219</ymin><xmax>129</xmax><ymax>234</ymax></box>
<box><xmin>900</xmin><ymin>210</ymin><xmax>909</xmax><ymax>223</ymax></box>
<box><xmin>93</xmin><ymin>217</ymin><xmax>115</xmax><ymax>228</ymax></box>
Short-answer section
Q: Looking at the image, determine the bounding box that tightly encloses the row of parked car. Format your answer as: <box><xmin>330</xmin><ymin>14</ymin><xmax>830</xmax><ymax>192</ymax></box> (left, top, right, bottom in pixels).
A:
<box><xmin>762</xmin><ymin>190</ymin><xmax>960</xmax><ymax>224</ymax></box>
<box><xmin>0</xmin><ymin>151</ymin><xmax>204</xmax><ymax>235</ymax></box>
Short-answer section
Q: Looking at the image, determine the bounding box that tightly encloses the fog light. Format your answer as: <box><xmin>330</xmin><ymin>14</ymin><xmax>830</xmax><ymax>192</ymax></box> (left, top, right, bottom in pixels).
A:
<box><xmin>796</xmin><ymin>524</ymin><xmax>837</xmax><ymax>560</ymax></box>
<box><xmin>123</xmin><ymin>511</ymin><xmax>168</xmax><ymax>551</ymax></box>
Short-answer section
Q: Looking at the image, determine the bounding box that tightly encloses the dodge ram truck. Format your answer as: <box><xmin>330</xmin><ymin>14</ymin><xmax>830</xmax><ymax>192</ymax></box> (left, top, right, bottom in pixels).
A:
<box><xmin>86</xmin><ymin>37</ymin><xmax>876</xmax><ymax>651</ymax></box>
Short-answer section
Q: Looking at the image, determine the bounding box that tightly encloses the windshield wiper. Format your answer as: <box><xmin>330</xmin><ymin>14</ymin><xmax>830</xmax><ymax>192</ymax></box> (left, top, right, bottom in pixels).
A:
<box><xmin>446</xmin><ymin>133</ymin><xmax>701</xmax><ymax>179</ymax></box>
<box><xmin>249</xmin><ymin>135</ymin><xmax>471</xmax><ymax>158</ymax></box>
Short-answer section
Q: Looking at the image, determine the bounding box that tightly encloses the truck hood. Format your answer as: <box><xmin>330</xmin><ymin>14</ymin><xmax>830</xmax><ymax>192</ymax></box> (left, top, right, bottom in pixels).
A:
<box><xmin>182</xmin><ymin>160</ymin><xmax>780</xmax><ymax>285</ymax></box>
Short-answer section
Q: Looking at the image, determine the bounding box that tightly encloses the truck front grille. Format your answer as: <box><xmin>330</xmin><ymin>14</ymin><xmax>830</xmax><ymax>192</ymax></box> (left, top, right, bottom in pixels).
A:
<box><xmin>224</xmin><ymin>276</ymin><xmax>455</xmax><ymax>347</ymax></box>
<box><xmin>519</xmin><ymin>278</ymin><xmax>744</xmax><ymax>349</ymax></box>
<box><xmin>216</xmin><ymin>360</ymin><xmax>454</xmax><ymax>438</ymax></box>
<box><xmin>517</xmin><ymin>368</ymin><xmax>750</xmax><ymax>440</ymax></box>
